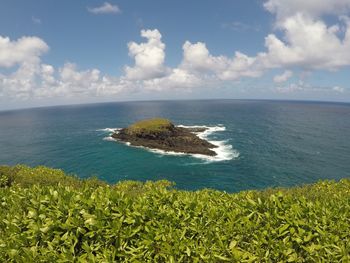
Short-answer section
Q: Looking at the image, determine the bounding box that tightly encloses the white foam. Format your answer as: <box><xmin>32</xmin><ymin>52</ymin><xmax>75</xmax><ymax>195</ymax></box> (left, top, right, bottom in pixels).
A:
<box><xmin>98</xmin><ymin>128</ymin><xmax>120</xmax><ymax>141</ymax></box>
<box><xmin>103</xmin><ymin>136</ymin><xmax>117</xmax><ymax>142</ymax></box>
<box><xmin>177</xmin><ymin>125</ymin><xmax>239</xmax><ymax>162</ymax></box>
<box><xmin>135</xmin><ymin>141</ymin><xmax>239</xmax><ymax>163</ymax></box>
<box><xmin>97</xmin><ymin>128</ymin><xmax>121</xmax><ymax>133</ymax></box>
<box><xmin>147</xmin><ymin>148</ymin><xmax>188</xmax><ymax>156</ymax></box>
<box><xmin>99</xmin><ymin>124</ymin><xmax>239</xmax><ymax>162</ymax></box>
<box><xmin>99</xmin><ymin>128</ymin><xmax>120</xmax><ymax>142</ymax></box>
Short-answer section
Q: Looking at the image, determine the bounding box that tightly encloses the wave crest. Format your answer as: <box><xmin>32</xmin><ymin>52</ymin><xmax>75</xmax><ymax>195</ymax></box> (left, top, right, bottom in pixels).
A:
<box><xmin>178</xmin><ymin>125</ymin><xmax>239</xmax><ymax>162</ymax></box>
<box><xmin>97</xmin><ymin>128</ymin><xmax>121</xmax><ymax>133</ymax></box>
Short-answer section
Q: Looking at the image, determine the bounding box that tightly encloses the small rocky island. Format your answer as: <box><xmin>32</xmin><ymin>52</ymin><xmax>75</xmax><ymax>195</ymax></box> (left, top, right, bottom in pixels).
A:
<box><xmin>112</xmin><ymin>118</ymin><xmax>217</xmax><ymax>156</ymax></box>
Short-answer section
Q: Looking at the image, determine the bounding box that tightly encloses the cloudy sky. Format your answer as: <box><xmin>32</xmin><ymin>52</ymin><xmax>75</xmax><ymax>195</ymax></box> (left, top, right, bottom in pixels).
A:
<box><xmin>1</xmin><ymin>0</ymin><xmax>350</xmax><ymax>110</ymax></box>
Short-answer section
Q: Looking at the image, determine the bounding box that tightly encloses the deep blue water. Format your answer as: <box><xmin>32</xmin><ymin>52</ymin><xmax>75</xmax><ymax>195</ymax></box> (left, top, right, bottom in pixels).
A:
<box><xmin>0</xmin><ymin>100</ymin><xmax>349</xmax><ymax>192</ymax></box>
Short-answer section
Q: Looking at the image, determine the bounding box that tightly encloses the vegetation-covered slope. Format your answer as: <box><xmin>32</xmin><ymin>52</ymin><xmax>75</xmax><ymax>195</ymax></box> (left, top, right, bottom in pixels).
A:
<box><xmin>125</xmin><ymin>118</ymin><xmax>173</xmax><ymax>135</ymax></box>
<box><xmin>0</xmin><ymin>165</ymin><xmax>349</xmax><ymax>262</ymax></box>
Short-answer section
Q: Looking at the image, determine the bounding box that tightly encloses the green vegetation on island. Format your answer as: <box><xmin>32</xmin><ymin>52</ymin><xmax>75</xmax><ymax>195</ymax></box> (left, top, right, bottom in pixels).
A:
<box><xmin>0</xmin><ymin>165</ymin><xmax>349</xmax><ymax>262</ymax></box>
<box><xmin>124</xmin><ymin>118</ymin><xmax>173</xmax><ymax>135</ymax></box>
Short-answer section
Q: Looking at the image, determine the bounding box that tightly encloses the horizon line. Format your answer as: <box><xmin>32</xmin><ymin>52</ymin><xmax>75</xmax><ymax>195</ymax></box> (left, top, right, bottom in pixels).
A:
<box><xmin>1</xmin><ymin>98</ymin><xmax>350</xmax><ymax>113</ymax></box>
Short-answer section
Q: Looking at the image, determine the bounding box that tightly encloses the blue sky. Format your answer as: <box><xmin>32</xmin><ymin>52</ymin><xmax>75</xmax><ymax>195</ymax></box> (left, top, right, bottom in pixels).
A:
<box><xmin>0</xmin><ymin>0</ymin><xmax>350</xmax><ymax>109</ymax></box>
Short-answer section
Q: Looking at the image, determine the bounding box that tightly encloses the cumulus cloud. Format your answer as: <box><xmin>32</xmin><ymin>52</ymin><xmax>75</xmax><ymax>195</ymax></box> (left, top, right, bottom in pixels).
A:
<box><xmin>180</xmin><ymin>0</ymin><xmax>349</xmax><ymax>82</ymax></box>
<box><xmin>176</xmin><ymin>3</ymin><xmax>350</xmax><ymax>82</ymax></box>
<box><xmin>0</xmin><ymin>36</ymin><xmax>48</xmax><ymax>67</ymax></box>
<box><xmin>219</xmin><ymin>52</ymin><xmax>263</xmax><ymax>80</ymax></box>
<box><xmin>143</xmin><ymin>68</ymin><xmax>203</xmax><ymax>91</ymax></box>
<box><xmin>181</xmin><ymin>41</ymin><xmax>227</xmax><ymax>74</ymax></box>
<box><xmin>261</xmin><ymin>13</ymin><xmax>350</xmax><ymax>70</ymax></box>
<box><xmin>38</xmin><ymin>65</ymin><xmax>128</xmax><ymax>99</ymax></box>
<box><xmin>259</xmin><ymin>0</ymin><xmax>350</xmax><ymax>71</ymax></box>
<box><xmin>129</xmin><ymin>38</ymin><xmax>263</xmax><ymax>91</ymax></box>
<box><xmin>180</xmin><ymin>41</ymin><xmax>262</xmax><ymax>81</ymax></box>
<box><xmin>2</xmin><ymin>64</ymin><xmax>38</xmax><ymax>100</ymax></box>
<box><xmin>125</xmin><ymin>29</ymin><xmax>168</xmax><ymax>80</ymax></box>
<box><xmin>171</xmin><ymin>0</ymin><xmax>350</xmax><ymax>84</ymax></box>
<box><xmin>273</xmin><ymin>70</ymin><xmax>293</xmax><ymax>83</ymax></box>
<box><xmin>264</xmin><ymin>0</ymin><xmax>350</xmax><ymax>23</ymax></box>
<box><xmin>87</xmin><ymin>2</ymin><xmax>121</xmax><ymax>14</ymax></box>
<box><xmin>0</xmin><ymin>36</ymin><xmax>125</xmax><ymax>100</ymax></box>
<box><xmin>58</xmin><ymin>63</ymin><xmax>100</xmax><ymax>94</ymax></box>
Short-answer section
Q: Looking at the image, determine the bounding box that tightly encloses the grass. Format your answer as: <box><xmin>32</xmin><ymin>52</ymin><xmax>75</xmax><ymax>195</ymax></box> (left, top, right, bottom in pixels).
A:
<box><xmin>126</xmin><ymin>118</ymin><xmax>172</xmax><ymax>135</ymax></box>
<box><xmin>0</xmin><ymin>165</ymin><xmax>349</xmax><ymax>262</ymax></box>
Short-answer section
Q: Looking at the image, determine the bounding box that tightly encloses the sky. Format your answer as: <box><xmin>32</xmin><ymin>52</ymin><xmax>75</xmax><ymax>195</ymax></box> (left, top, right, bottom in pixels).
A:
<box><xmin>0</xmin><ymin>0</ymin><xmax>350</xmax><ymax>110</ymax></box>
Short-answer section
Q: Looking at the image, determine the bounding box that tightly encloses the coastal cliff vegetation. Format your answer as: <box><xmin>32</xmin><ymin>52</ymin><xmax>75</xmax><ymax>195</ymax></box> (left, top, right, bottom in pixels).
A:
<box><xmin>0</xmin><ymin>165</ymin><xmax>349</xmax><ymax>262</ymax></box>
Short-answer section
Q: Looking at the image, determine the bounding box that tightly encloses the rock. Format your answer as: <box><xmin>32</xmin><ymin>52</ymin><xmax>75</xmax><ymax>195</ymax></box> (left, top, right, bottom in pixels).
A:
<box><xmin>112</xmin><ymin>118</ymin><xmax>217</xmax><ymax>156</ymax></box>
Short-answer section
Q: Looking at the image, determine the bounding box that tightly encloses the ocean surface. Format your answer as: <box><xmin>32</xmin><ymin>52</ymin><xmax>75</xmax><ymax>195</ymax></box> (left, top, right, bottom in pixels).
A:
<box><xmin>0</xmin><ymin>100</ymin><xmax>349</xmax><ymax>192</ymax></box>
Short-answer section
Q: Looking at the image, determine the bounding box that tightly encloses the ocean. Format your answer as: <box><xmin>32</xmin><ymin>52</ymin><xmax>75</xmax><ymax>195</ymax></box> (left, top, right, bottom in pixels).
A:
<box><xmin>0</xmin><ymin>100</ymin><xmax>349</xmax><ymax>192</ymax></box>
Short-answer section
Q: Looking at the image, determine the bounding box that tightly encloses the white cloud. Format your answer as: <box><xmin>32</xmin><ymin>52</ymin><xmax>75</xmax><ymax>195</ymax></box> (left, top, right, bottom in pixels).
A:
<box><xmin>275</xmin><ymin>81</ymin><xmax>347</xmax><ymax>94</ymax></box>
<box><xmin>273</xmin><ymin>70</ymin><xmax>293</xmax><ymax>83</ymax></box>
<box><xmin>88</xmin><ymin>2</ymin><xmax>121</xmax><ymax>14</ymax></box>
<box><xmin>0</xmin><ymin>36</ymin><xmax>48</xmax><ymax>67</ymax></box>
<box><xmin>180</xmin><ymin>41</ymin><xmax>262</xmax><ymax>81</ymax></box>
<box><xmin>143</xmin><ymin>68</ymin><xmax>203</xmax><ymax>91</ymax></box>
<box><xmin>219</xmin><ymin>52</ymin><xmax>263</xmax><ymax>80</ymax></box>
<box><xmin>261</xmin><ymin>1</ymin><xmax>350</xmax><ymax>71</ymax></box>
<box><xmin>275</xmin><ymin>81</ymin><xmax>306</xmax><ymax>93</ymax></box>
<box><xmin>0</xmin><ymin>36</ymin><xmax>125</xmax><ymax>100</ymax></box>
<box><xmin>0</xmin><ymin>61</ymin><xmax>40</xmax><ymax>99</ymax></box>
<box><xmin>250</xmin><ymin>0</ymin><xmax>350</xmax><ymax>74</ymax></box>
<box><xmin>181</xmin><ymin>41</ymin><xmax>228</xmax><ymax>74</ymax></box>
<box><xmin>119</xmin><ymin>31</ymin><xmax>208</xmax><ymax>91</ymax></box>
<box><xmin>0</xmin><ymin>36</ymin><xmax>48</xmax><ymax>100</ymax></box>
<box><xmin>264</xmin><ymin>0</ymin><xmax>350</xmax><ymax>23</ymax></box>
<box><xmin>41</xmin><ymin>64</ymin><xmax>55</xmax><ymax>85</ymax></box>
<box><xmin>125</xmin><ymin>29</ymin><xmax>168</xmax><ymax>80</ymax></box>
<box><xmin>36</xmin><ymin>64</ymin><xmax>127</xmax><ymax>98</ymax></box>
<box><xmin>333</xmin><ymin>86</ymin><xmax>345</xmax><ymax>93</ymax></box>
<box><xmin>58</xmin><ymin>63</ymin><xmax>101</xmax><ymax>95</ymax></box>
<box><xmin>125</xmin><ymin>38</ymin><xmax>264</xmax><ymax>91</ymax></box>
<box><xmin>260</xmin><ymin>14</ymin><xmax>350</xmax><ymax>70</ymax></box>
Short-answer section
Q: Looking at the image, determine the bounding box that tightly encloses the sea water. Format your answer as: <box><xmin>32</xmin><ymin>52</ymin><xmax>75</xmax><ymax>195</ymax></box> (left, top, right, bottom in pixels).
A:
<box><xmin>0</xmin><ymin>100</ymin><xmax>349</xmax><ymax>192</ymax></box>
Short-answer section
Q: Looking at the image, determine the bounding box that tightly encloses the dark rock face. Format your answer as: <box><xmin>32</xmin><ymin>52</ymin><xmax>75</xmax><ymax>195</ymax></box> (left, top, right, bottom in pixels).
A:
<box><xmin>112</xmin><ymin>122</ymin><xmax>217</xmax><ymax>156</ymax></box>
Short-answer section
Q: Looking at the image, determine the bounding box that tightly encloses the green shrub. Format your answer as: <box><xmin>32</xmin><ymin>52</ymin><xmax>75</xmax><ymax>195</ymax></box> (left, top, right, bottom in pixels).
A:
<box><xmin>0</xmin><ymin>166</ymin><xmax>18</xmax><ymax>187</ymax></box>
<box><xmin>0</xmin><ymin>165</ymin><xmax>106</xmax><ymax>189</ymax></box>
<box><xmin>0</xmin><ymin>165</ymin><xmax>349</xmax><ymax>262</ymax></box>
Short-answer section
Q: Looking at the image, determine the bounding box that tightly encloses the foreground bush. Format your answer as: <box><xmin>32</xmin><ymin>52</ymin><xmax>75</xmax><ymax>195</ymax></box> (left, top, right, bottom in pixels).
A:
<box><xmin>0</xmin><ymin>165</ymin><xmax>349</xmax><ymax>262</ymax></box>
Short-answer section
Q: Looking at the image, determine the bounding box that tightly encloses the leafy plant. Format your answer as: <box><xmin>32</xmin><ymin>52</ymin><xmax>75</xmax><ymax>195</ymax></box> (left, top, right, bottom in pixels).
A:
<box><xmin>0</xmin><ymin>165</ymin><xmax>349</xmax><ymax>262</ymax></box>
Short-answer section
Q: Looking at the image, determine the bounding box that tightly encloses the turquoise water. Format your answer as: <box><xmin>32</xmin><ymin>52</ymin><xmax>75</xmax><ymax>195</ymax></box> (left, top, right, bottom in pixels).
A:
<box><xmin>0</xmin><ymin>100</ymin><xmax>349</xmax><ymax>192</ymax></box>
